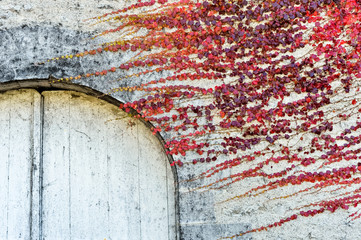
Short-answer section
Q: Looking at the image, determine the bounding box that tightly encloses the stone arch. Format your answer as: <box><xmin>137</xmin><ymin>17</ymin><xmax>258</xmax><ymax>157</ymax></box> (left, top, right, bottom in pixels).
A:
<box><xmin>0</xmin><ymin>79</ymin><xmax>179</xmax><ymax>240</ymax></box>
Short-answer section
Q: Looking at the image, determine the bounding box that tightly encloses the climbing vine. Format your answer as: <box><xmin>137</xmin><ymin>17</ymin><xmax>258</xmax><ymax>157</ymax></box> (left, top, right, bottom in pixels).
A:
<box><xmin>44</xmin><ymin>0</ymin><xmax>361</xmax><ymax>238</ymax></box>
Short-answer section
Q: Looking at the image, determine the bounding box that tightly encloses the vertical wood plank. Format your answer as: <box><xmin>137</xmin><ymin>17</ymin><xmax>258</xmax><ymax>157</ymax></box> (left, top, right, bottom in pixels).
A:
<box><xmin>67</xmin><ymin>92</ymin><xmax>142</xmax><ymax>239</ymax></box>
<box><xmin>0</xmin><ymin>90</ymin><xmax>11</xmax><ymax>239</ymax></box>
<box><xmin>104</xmin><ymin>101</ymin><xmax>141</xmax><ymax>240</ymax></box>
<box><xmin>67</xmin><ymin>92</ymin><xmax>109</xmax><ymax>239</ymax></box>
<box><xmin>30</xmin><ymin>91</ymin><xmax>42</xmax><ymax>240</ymax></box>
<box><xmin>138</xmin><ymin>123</ymin><xmax>169</xmax><ymax>240</ymax></box>
<box><xmin>167</xmin><ymin>161</ymin><xmax>177</xmax><ymax>240</ymax></box>
<box><xmin>0</xmin><ymin>90</ymin><xmax>41</xmax><ymax>240</ymax></box>
<box><xmin>42</xmin><ymin>91</ymin><xmax>142</xmax><ymax>239</ymax></box>
<box><xmin>41</xmin><ymin>91</ymin><xmax>71</xmax><ymax>239</ymax></box>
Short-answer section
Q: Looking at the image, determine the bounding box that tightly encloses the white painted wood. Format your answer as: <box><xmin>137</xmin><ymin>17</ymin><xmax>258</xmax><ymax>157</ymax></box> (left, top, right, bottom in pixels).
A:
<box><xmin>41</xmin><ymin>91</ymin><xmax>71</xmax><ymax>239</ymax></box>
<box><xmin>41</xmin><ymin>91</ymin><xmax>174</xmax><ymax>239</ymax></box>
<box><xmin>103</xmin><ymin>100</ymin><xmax>141</xmax><ymax>240</ymax></box>
<box><xmin>0</xmin><ymin>90</ymin><xmax>41</xmax><ymax>240</ymax></box>
<box><xmin>0</xmin><ymin>90</ymin><xmax>175</xmax><ymax>239</ymax></box>
<box><xmin>66</xmin><ymin>92</ymin><xmax>110</xmax><ymax>239</ymax></box>
<box><xmin>167</xmin><ymin>158</ymin><xmax>177</xmax><ymax>240</ymax></box>
<box><xmin>138</xmin><ymin>124</ymin><xmax>170</xmax><ymax>240</ymax></box>
<box><xmin>30</xmin><ymin>90</ymin><xmax>42</xmax><ymax>240</ymax></box>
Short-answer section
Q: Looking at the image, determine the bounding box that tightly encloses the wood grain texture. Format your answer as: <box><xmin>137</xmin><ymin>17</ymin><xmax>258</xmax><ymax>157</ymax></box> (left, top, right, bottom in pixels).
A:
<box><xmin>0</xmin><ymin>89</ymin><xmax>175</xmax><ymax>239</ymax></box>
<box><xmin>41</xmin><ymin>91</ymin><xmax>71</xmax><ymax>239</ymax></box>
<box><xmin>0</xmin><ymin>90</ymin><xmax>41</xmax><ymax>239</ymax></box>
<box><xmin>41</xmin><ymin>91</ymin><xmax>174</xmax><ymax>239</ymax></box>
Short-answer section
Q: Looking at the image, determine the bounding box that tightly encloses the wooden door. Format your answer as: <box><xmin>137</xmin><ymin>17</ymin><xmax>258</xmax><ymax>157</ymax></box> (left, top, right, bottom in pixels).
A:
<box><xmin>0</xmin><ymin>89</ymin><xmax>176</xmax><ymax>240</ymax></box>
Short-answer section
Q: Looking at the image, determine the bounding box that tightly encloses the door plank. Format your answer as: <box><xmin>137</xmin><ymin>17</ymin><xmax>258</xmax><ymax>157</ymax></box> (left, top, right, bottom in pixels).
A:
<box><xmin>103</xmin><ymin>100</ymin><xmax>141</xmax><ymax>240</ymax></box>
<box><xmin>137</xmin><ymin>124</ymin><xmax>170</xmax><ymax>240</ymax></box>
<box><xmin>41</xmin><ymin>91</ymin><xmax>71</xmax><ymax>239</ymax></box>
<box><xmin>42</xmin><ymin>91</ymin><xmax>142</xmax><ymax>239</ymax></box>
<box><xmin>0</xmin><ymin>90</ymin><xmax>41</xmax><ymax>240</ymax></box>
<box><xmin>67</xmin><ymin>92</ymin><xmax>109</xmax><ymax>239</ymax></box>
<box><xmin>167</xmin><ymin>157</ymin><xmax>177</xmax><ymax>240</ymax></box>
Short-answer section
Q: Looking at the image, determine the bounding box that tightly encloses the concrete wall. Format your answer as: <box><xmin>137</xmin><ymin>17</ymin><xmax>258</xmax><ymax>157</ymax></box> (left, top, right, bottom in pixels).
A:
<box><xmin>1</xmin><ymin>1</ymin><xmax>361</xmax><ymax>240</ymax></box>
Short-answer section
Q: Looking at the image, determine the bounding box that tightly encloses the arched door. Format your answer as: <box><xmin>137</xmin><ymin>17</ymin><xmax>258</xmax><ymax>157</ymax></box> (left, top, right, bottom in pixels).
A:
<box><xmin>0</xmin><ymin>89</ymin><xmax>176</xmax><ymax>240</ymax></box>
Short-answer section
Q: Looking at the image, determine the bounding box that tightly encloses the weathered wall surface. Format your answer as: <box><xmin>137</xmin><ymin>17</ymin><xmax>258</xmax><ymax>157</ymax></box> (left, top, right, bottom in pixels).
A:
<box><xmin>1</xmin><ymin>1</ymin><xmax>361</xmax><ymax>240</ymax></box>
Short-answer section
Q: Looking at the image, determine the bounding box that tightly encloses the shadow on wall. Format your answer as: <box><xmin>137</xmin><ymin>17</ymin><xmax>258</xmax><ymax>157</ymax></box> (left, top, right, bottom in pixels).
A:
<box><xmin>0</xmin><ymin>25</ymin><xmax>87</xmax><ymax>80</ymax></box>
<box><xmin>0</xmin><ymin>25</ymin><xmax>159</xmax><ymax>103</ymax></box>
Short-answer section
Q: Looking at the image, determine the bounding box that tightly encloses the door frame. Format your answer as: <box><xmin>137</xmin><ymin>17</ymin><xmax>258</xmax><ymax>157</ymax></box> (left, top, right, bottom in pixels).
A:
<box><xmin>0</xmin><ymin>78</ymin><xmax>180</xmax><ymax>240</ymax></box>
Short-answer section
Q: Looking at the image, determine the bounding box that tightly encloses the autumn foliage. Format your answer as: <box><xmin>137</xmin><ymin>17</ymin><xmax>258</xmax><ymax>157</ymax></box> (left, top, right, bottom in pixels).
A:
<box><xmin>46</xmin><ymin>0</ymin><xmax>361</xmax><ymax>238</ymax></box>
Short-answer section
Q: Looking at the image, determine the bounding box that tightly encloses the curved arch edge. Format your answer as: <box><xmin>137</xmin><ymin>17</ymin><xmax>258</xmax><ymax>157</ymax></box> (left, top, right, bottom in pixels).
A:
<box><xmin>0</xmin><ymin>78</ymin><xmax>181</xmax><ymax>240</ymax></box>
